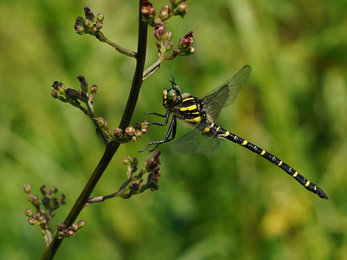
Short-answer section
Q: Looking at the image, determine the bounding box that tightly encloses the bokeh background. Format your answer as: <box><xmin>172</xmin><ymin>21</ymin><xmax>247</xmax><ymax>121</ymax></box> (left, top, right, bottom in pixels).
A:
<box><xmin>1</xmin><ymin>0</ymin><xmax>346</xmax><ymax>259</ymax></box>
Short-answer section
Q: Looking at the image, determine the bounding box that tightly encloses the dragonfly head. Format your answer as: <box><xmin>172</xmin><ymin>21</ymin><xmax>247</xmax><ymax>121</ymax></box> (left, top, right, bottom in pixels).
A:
<box><xmin>162</xmin><ymin>78</ymin><xmax>182</xmax><ymax>109</ymax></box>
<box><xmin>162</xmin><ymin>88</ymin><xmax>178</xmax><ymax>108</ymax></box>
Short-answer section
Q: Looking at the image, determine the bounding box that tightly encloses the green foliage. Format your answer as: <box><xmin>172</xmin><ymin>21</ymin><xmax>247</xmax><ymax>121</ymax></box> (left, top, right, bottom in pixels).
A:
<box><xmin>1</xmin><ymin>0</ymin><xmax>346</xmax><ymax>259</ymax></box>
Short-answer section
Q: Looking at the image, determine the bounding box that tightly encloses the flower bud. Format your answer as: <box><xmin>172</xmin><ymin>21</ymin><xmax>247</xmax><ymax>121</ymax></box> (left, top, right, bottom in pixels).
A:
<box><xmin>141</xmin><ymin>121</ymin><xmax>149</xmax><ymax>131</ymax></box>
<box><xmin>52</xmin><ymin>81</ymin><xmax>66</xmax><ymax>95</ymax></box>
<box><xmin>154</xmin><ymin>17</ymin><xmax>163</xmax><ymax>25</ymax></box>
<box><xmin>132</xmin><ymin>158</ymin><xmax>139</xmax><ymax>167</ymax></box>
<box><xmin>78</xmin><ymin>220</ymin><xmax>85</xmax><ymax>228</ymax></box>
<box><xmin>97</xmin><ymin>13</ymin><xmax>104</xmax><ymax>22</ymax></box>
<box><xmin>57</xmin><ymin>231</ymin><xmax>65</xmax><ymax>239</ymax></box>
<box><xmin>95</xmin><ymin>22</ymin><xmax>103</xmax><ymax>30</ymax></box>
<box><xmin>170</xmin><ymin>0</ymin><xmax>182</xmax><ymax>7</ymax></box>
<box><xmin>142</xmin><ymin>1</ymin><xmax>156</xmax><ymax>18</ymax></box>
<box><xmin>84</xmin><ymin>7</ymin><xmax>96</xmax><ymax>22</ymax></box>
<box><xmin>159</xmin><ymin>5</ymin><xmax>170</xmax><ymax>21</ymax></box>
<box><xmin>146</xmin><ymin>166</ymin><xmax>161</xmax><ymax>191</ymax></box>
<box><xmin>40</xmin><ymin>185</ymin><xmax>48</xmax><ymax>196</ymax></box>
<box><xmin>123</xmin><ymin>155</ymin><xmax>132</xmax><ymax>166</ymax></box>
<box><xmin>174</xmin><ymin>2</ymin><xmax>188</xmax><ymax>18</ymax></box>
<box><xmin>91</xmin><ymin>27</ymin><xmax>98</xmax><ymax>34</ymax></box>
<box><xmin>165</xmin><ymin>41</ymin><xmax>173</xmax><ymax>52</ymax></box>
<box><xmin>83</xmin><ymin>19</ymin><xmax>94</xmax><ymax>29</ymax></box>
<box><xmin>90</xmin><ymin>85</ymin><xmax>98</xmax><ymax>94</ymax></box>
<box><xmin>130</xmin><ymin>180</ymin><xmax>142</xmax><ymax>193</ymax></box>
<box><xmin>78</xmin><ymin>91</ymin><xmax>88</xmax><ymax>103</ymax></box>
<box><xmin>144</xmin><ymin>151</ymin><xmax>161</xmax><ymax>171</ymax></box>
<box><xmin>58</xmin><ymin>194</ymin><xmax>66</xmax><ymax>204</ymax></box>
<box><xmin>135</xmin><ymin>130</ymin><xmax>142</xmax><ymax>138</ymax></box>
<box><xmin>65</xmin><ymin>89</ymin><xmax>80</xmax><ymax>103</ymax></box>
<box><xmin>113</xmin><ymin>128</ymin><xmax>123</xmax><ymax>137</ymax></box>
<box><xmin>25</xmin><ymin>208</ymin><xmax>33</xmax><ymax>217</ymax></box>
<box><xmin>188</xmin><ymin>47</ymin><xmax>195</xmax><ymax>55</ymax></box>
<box><xmin>51</xmin><ymin>89</ymin><xmax>60</xmax><ymax>98</ymax></box>
<box><xmin>32</xmin><ymin>214</ymin><xmax>39</xmax><ymax>221</ymax></box>
<box><xmin>164</xmin><ymin>31</ymin><xmax>173</xmax><ymax>41</ymax></box>
<box><xmin>27</xmin><ymin>195</ymin><xmax>33</xmax><ymax>202</ymax></box>
<box><xmin>133</xmin><ymin>122</ymin><xmax>141</xmax><ymax>130</ymax></box>
<box><xmin>57</xmin><ymin>223</ymin><xmax>66</xmax><ymax>230</ymax></box>
<box><xmin>42</xmin><ymin>196</ymin><xmax>51</xmax><ymax>208</ymax></box>
<box><xmin>178</xmin><ymin>31</ymin><xmax>194</xmax><ymax>50</ymax></box>
<box><xmin>50</xmin><ymin>186</ymin><xmax>58</xmax><ymax>194</ymax></box>
<box><xmin>75</xmin><ymin>17</ymin><xmax>85</xmax><ymax>27</ymax></box>
<box><xmin>67</xmin><ymin>230</ymin><xmax>75</xmax><ymax>237</ymax></box>
<box><xmin>77</xmin><ymin>76</ymin><xmax>89</xmax><ymax>93</ymax></box>
<box><xmin>154</xmin><ymin>25</ymin><xmax>167</xmax><ymax>41</ymax></box>
<box><xmin>28</xmin><ymin>218</ymin><xmax>39</xmax><ymax>225</ymax></box>
<box><xmin>71</xmin><ymin>223</ymin><xmax>79</xmax><ymax>231</ymax></box>
<box><xmin>39</xmin><ymin>216</ymin><xmax>47</xmax><ymax>225</ymax></box>
<box><xmin>31</xmin><ymin>195</ymin><xmax>39</xmax><ymax>203</ymax></box>
<box><xmin>75</xmin><ymin>25</ymin><xmax>85</xmax><ymax>35</ymax></box>
<box><xmin>23</xmin><ymin>184</ymin><xmax>31</xmax><ymax>194</ymax></box>
<box><xmin>51</xmin><ymin>198</ymin><xmax>59</xmax><ymax>208</ymax></box>
<box><xmin>125</xmin><ymin>126</ymin><xmax>135</xmax><ymax>136</ymax></box>
<box><xmin>95</xmin><ymin>117</ymin><xmax>107</xmax><ymax>128</ymax></box>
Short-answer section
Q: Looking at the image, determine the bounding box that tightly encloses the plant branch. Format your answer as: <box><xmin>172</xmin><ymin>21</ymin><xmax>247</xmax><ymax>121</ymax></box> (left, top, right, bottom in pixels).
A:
<box><xmin>41</xmin><ymin>1</ymin><xmax>148</xmax><ymax>259</ymax></box>
<box><xmin>143</xmin><ymin>59</ymin><xmax>163</xmax><ymax>79</ymax></box>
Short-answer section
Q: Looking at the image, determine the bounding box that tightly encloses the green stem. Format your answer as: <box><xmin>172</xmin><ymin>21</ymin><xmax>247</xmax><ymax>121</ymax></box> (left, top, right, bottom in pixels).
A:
<box><xmin>104</xmin><ymin>38</ymin><xmax>136</xmax><ymax>58</ymax></box>
<box><xmin>41</xmin><ymin>1</ymin><xmax>147</xmax><ymax>259</ymax></box>
<box><xmin>95</xmin><ymin>30</ymin><xmax>136</xmax><ymax>58</ymax></box>
<box><xmin>86</xmin><ymin>170</ymin><xmax>145</xmax><ymax>205</ymax></box>
<box><xmin>143</xmin><ymin>59</ymin><xmax>163</xmax><ymax>79</ymax></box>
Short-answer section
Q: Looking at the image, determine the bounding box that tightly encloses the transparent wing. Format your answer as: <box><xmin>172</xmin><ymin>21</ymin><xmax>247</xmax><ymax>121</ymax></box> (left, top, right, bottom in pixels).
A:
<box><xmin>173</xmin><ymin>130</ymin><xmax>219</xmax><ymax>154</ymax></box>
<box><xmin>203</xmin><ymin>65</ymin><xmax>251</xmax><ymax>119</ymax></box>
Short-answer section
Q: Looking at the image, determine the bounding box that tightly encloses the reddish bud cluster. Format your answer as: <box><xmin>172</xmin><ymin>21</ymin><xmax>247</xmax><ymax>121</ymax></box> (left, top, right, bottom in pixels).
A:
<box><xmin>142</xmin><ymin>0</ymin><xmax>189</xmax><ymax>26</ymax></box>
<box><xmin>74</xmin><ymin>7</ymin><xmax>104</xmax><ymax>36</ymax></box>
<box><xmin>56</xmin><ymin>220</ymin><xmax>85</xmax><ymax>239</ymax></box>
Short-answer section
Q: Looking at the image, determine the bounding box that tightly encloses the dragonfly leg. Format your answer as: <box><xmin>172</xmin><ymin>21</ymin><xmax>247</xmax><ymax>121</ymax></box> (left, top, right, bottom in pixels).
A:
<box><xmin>145</xmin><ymin>110</ymin><xmax>171</xmax><ymax>126</ymax></box>
<box><xmin>145</xmin><ymin>112</ymin><xmax>166</xmax><ymax>117</ymax></box>
<box><xmin>139</xmin><ymin>116</ymin><xmax>177</xmax><ymax>152</ymax></box>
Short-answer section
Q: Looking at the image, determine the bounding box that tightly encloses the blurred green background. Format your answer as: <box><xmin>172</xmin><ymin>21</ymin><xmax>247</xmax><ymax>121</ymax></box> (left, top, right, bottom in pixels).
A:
<box><xmin>1</xmin><ymin>0</ymin><xmax>346</xmax><ymax>259</ymax></box>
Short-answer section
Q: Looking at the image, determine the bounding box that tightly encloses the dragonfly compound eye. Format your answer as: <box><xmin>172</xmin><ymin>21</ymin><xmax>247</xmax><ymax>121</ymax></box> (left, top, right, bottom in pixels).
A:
<box><xmin>162</xmin><ymin>89</ymin><xmax>176</xmax><ymax>108</ymax></box>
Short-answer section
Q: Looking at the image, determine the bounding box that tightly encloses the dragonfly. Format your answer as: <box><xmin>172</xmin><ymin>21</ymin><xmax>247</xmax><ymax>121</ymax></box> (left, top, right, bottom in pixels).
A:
<box><xmin>140</xmin><ymin>65</ymin><xmax>328</xmax><ymax>199</ymax></box>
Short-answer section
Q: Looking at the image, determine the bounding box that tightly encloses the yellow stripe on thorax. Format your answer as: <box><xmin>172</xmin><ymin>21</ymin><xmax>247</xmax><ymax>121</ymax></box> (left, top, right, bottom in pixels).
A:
<box><xmin>180</xmin><ymin>104</ymin><xmax>197</xmax><ymax>112</ymax></box>
<box><xmin>186</xmin><ymin>116</ymin><xmax>201</xmax><ymax>123</ymax></box>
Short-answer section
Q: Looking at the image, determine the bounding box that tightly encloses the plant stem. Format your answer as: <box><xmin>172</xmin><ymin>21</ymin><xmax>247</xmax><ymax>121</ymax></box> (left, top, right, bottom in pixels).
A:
<box><xmin>104</xmin><ymin>37</ymin><xmax>137</xmax><ymax>58</ymax></box>
<box><xmin>143</xmin><ymin>59</ymin><xmax>163</xmax><ymax>79</ymax></box>
<box><xmin>41</xmin><ymin>1</ymin><xmax>148</xmax><ymax>259</ymax></box>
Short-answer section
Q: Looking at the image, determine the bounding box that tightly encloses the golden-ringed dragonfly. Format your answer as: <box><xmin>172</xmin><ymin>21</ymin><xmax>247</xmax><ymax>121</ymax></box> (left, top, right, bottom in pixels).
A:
<box><xmin>140</xmin><ymin>65</ymin><xmax>328</xmax><ymax>199</ymax></box>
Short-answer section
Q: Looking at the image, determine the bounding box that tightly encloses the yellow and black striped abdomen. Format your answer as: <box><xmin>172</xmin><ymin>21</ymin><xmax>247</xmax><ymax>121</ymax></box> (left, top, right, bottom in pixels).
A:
<box><xmin>216</xmin><ymin>128</ymin><xmax>328</xmax><ymax>199</ymax></box>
